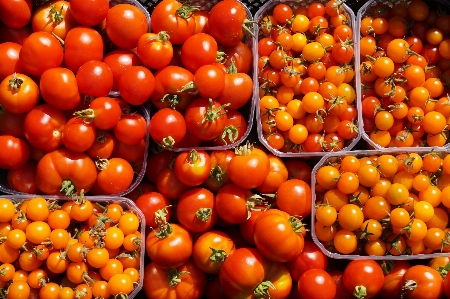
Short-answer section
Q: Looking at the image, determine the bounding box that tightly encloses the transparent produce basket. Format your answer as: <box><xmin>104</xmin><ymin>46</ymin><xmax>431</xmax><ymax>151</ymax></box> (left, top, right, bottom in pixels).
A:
<box><xmin>254</xmin><ymin>0</ymin><xmax>361</xmax><ymax>157</ymax></box>
<box><xmin>0</xmin><ymin>105</ymin><xmax>150</xmax><ymax>198</ymax></box>
<box><xmin>311</xmin><ymin>147</ymin><xmax>450</xmax><ymax>260</ymax></box>
<box><xmin>148</xmin><ymin>0</ymin><xmax>256</xmax><ymax>152</ymax></box>
<box><xmin>357</xmin><ymin>0</ymin><xmax>450</xmax><ymax>150</ymax></box>
<box><xmin>0</xmin><ymin>195</ymin><xmax>146</xmax><ymax>299</ymax></box>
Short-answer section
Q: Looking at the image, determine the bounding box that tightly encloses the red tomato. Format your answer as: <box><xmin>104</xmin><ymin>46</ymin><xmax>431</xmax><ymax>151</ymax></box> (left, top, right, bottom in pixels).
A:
<box><xmin>176</xmin><ymin>188</ymin><xmax>218</xmax><ymax>233</ymax></box>
<box><xmin>31</xmin><ymin>0</ymin><xmax>78</xmax><ymax>40</ymax></box>
<box><xmin>286</xmin><ymin>240</ymin><xmax>328</xmax><ymax>281</ymax></box>
<box><xmin>255</xmin><ymin>154</ymin><xmax>288</xmax><ymax>193</ymax></box>
<box><xmin>62</xmin><ymin>117</ymin><xmax>96</xmax><ymax>153</ymax></box>
<box><xmin>103</xmin><ymin>50</ymin><xmax>141</xmax><ymax>91</ymax></box>
<box><xmin>402</xmin><ymin>265</ymin><xmax>443</xmax><ymax>299</ymax></box>
<box><xmin>35</xmin><ymin>148</ymin><xmax>97</xmax><ymax>196</ymax></box>
<box><xmin>106</xmin><ymin>4</ymin><xmax>148</xmax><ymax>50</ymax></box>
<box><xmin>216</xmin><ymin>72</ymin><xmax>253</xmax><ymax>110</ymax></box>
<box><xmin>135</xmin><ymin>192</ymin><xmax>171</xmax><ymax>228</ymax></box>
<box><xmin>19</xmin><ymin>32</ymin><xmax>63</xmax><ymax>76</ymax></box>
<box><xmin>24</xmin><ymin>104</ymin><xmax>66</xmax><ymax>152</ymax></box>
<box><xmin>146</xmin><ymin>223</ymin><xmax>192</xmax><ymax>269</ymax></box>
<box><xmin>76</xmin><ymin>60</ymin><xmax>113</xmax><ymax>97</ymax></box>
<box><xmin>0</xmin><ymin>135</ymin><xmax>30</xmax><ymax>170</ymax></box>
<box><xmin>0</xmin><ymin>73</ymin><xmax>39</xmax><ymax>114</ymax></box>
<box><xmin>227</xmin><ymin>144</ymin><xmax>270</xmax><ymax>189</ymax></box>
<box><xmin>223</xmin><ymin>41</ymin><xmax>252</xmax><ymax>74</ymax></box>
<box><xmin>75</xmin><ymin>97</ymin><xmax>122</xmax><ymax>131</ymax></box>
<box><xmin>174</xmin><ymin>149</ymin><xmax>211</xmax><ymax>186</ymax></box>
<box><xmin>86</xmin><ymin>130</ymin><xmax>115</xmax><ymax>159</ymax></box>
<box><xmin>143</xmin><ymin>259</ymin><xmax>206</xmax><ymax>299</ymax></box>
<box><xmin>113</xmin><ymin>113</ymin><xmax>147</xmax><ymax>145</ymax></box>
<box><xmin>207</xmin><ymin>0</ymin><xmax>249</xmax><ymax>46</ymax></box>
<box><xmin>149</xmin><ymin>108</ymin><xmax>186</xmax><ymax>149</ymax></box>
<box><xmin>298</xmin><ymin>269</ymin><xmax>336</xmax><ymax>299</ymax></box>
<box><xmin>118</xmin><ymin>66</ymin><xmax>155</xmax><ymax>105</ymax></box>
<box><xmin>64</xmin><ymin>26</ymin><xmax>104</xmax><ymax>73</ymax></box>
<box><xmin>343</xmin><ymin>260</ymin><xmax>384</xmax><ymax>299</ymax></box>
<box><xmin>276</xmin><ymin>179</ymin><xmax>312</xmax><ymax>218</ymax></box>
<box><xmin>7</xmin><ymin>160</ymin><xmax>39</xmax><ymax>194</ymax></box>
<box><xmin>212</xmin><ymin>109</ymin><xmax>247</xmax><ymax>146</ymax></box>
<box><xmin>137</xmin><ymin>32</ymin><xmax>173</xmax><ymax>70</ymax></box>
<box><xmin>96</xmin><ymin>158</ymin><xmax>134</xmax><ymax>195</ymax></box>
<box><xmin>181</xmin><ymin>33</ymin><xmax>218</xmax><ymax>73</ymax></box>
<box><xmin>69</xmin><ymin>0</ymin><xmax>109</xmax><ymax>26</ymax></box>
<box><xmin>253</xmin><ymin>209</ymin><xmax>305</xmax><ymax>262</ymax></box>
<box><xmin>150</xmin><ymin>0</ymin><xmax>196</xmax><ymax>44</ymax></box>
<box><xmin>215</xmin><ymin>183</ymin><xmax>253</xmax><ymax>225</ymax></box>
<box><xmin>378</xmin><ymin>260</ymin><xmax>410</xmax><ymax>299</ymax></box>
<box><xmin>0</xmin><ymin>42</ymin><xmax>24</xmax><ymax>82</ymax></box>
<box><xmin>156</xmin><ymin>166</ymin><xmax>189</xmax><ymax>201</ymax></box>
<box><xmin>194</xmin><ymin>64</ymin><xmax>225</xmax><ymax>99</ymax></box>
<box><xmin>0</xmin><ymin>0</ymin><xmax>32</xmax><ymax>29</ymax></box>
<box><xmin>0</xmin><ymin>110</ymin><xmax>26</xmax><ymax>138</ymax></box>
<box><xmin>40</xmin><ymin>67</ymin><xmax>80</xmax><ymax>110</ymax></box>
<box><xmin>184</xmin><ymin>98</ymin><xmax>228</xmax><ymax>141</ymax></box>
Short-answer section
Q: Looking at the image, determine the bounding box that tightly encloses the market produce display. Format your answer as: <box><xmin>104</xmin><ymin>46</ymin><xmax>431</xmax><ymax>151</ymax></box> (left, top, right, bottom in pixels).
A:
<box><xmin>4</xmin><ymin>0</ymin><xmax>450</xmax><ymax>298</ymax></box>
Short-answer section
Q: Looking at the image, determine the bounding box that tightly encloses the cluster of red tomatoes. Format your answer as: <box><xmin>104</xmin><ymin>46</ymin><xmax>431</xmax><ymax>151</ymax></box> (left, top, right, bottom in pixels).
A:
<box><xmin>0</xmin><ymin>0</ymin><xmax>154</xmax><ymax>196</ymax></box>
<box><xmin>0</xmin><ymin>197</ymin><xmax>142</xmax><ymax>299</ymax></box>
<box><xmin>257</xmin><ymin>0</ymin><xmax>358</xmax><ymax>153</ymax></box>
<box><xmin>315</xmin><ymin>151</ymin><xmax>450</xmax><ymax>257</ymax></box>
<box><xmin>360</xmin><ymin>0</ymin><xmax>450</xmax><ymax>148</ymax></box>
<box><xmin>147</xmin><ymin>0</ymin><xmax>254</xmax><ymax>149</ymax></box>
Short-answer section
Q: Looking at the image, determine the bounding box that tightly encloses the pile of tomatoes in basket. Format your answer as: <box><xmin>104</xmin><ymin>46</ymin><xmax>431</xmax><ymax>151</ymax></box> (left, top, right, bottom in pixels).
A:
<box><xmin>257</xmin><ymin>0</ymin><xmax>358</xmax><ymax>153</ymax></box>
<box><xmin>0</xmin><ymin>196</ymin><xmax>142</xmax><ymax>299</ymax></box>
<box><xmin>360</xmin><ymin>0</ymin><xmax>450</xmax><ymax>148</ymax></box>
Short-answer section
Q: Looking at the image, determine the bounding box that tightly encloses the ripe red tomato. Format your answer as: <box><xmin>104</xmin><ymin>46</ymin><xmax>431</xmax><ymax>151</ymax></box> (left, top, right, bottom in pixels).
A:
<box><xmin>253</xmin><ymin>209</ymin><xmax>305</xmax><ymax>262</ymax></box>
<box><xmin>343</xmin><ymin>260</ymin><xmax>384</xmax><ymax>299</ymax></box>
<box><xmin>216</xmin><ymin>72</ymin><xmax>253</xmax><ymax>110</ymax></box>
<box><xmin>215</xmin><ymin>183</ymin><xmax>253</xmax><ymax>225</ymax></box>
<box><xmin>143</xmin><ymin>259</ymin><xmax>207</xmax><ymax>299</ymax></box>
<box><xmin>0</xmin><ymin>135</ymin><xmax>30</xmax><ymax>170</ymax></box>
<box><xmin>0</xmin><ymin>73</ymin><xmax>39</xmax><ymax>114</ymax></box>
<box><xmin>146</xmin><ymin>223</ymin><xmax>193</xmax><ymax>269</ymax></box>
<box><xmin>0</xmin><ymin>0</ymin><xmax>32</xmax><ymax>29</ymax></box>
<box><xmin>223</xmin><ymin>41</ymin><xmax>252</xmax><ymax>74</ymax></box>
<box><xmin>176</xmin><ymin>188</ymin><xmax>218</xmax><ymax>233</ymax></box>
<box><xmin>19</xmin><ymin>32</ymin><xmax>64</xmax><ymax>76</ymax></box>
<box><xmin>151</xmin><ymin>0</ymin><xmax>196</xmax><ymax>44</ymax></box>
<box><xmin>69</xmin><ymin>0</ymin><xmax>109</xmax><ymax>26</ymax></box>
<box><xmin>276</xmin><ymin>179</ymin><xmax>312</xmax><ymax>218</ymax></box>
<box><xmin>194</xmin><ymin>65</ymin><xmax>225</xmax><ymax>99</ymax></box>
<box><xmin>7</xmin><ymin>160</ymin><xmax>39</xmax><ymax>194</ymax></box>
<box><xmin>203</xmin><ymin>150</ymin><xmax>236</xmax><ymax>192</ymax></box>
<box><xmin>0</xmin><ymin>110</ymin><xmax>26</xmax><ymax>138</ymax></box>
<box><xmin>207</xmin><ymin>0</ymin><xmax>249</xmax><ymax>46</ymax></box>
<box><xmin>135</xmin><ymin>192</ymin><xmax>171</xmax><ymax>228</ymax></box>
<box><xmin>298</xmin><ymin>269</ymin><xmax>336</xmax><ymax>299</ymax></box>
<box><xmin>106</xmin><ymin>4</ymin><xmax>148</xmax><ymax>50</ymax></box>
<box><xmin>181</xmin><ymin>33</ymin><xmax>218</xmax><ymax>73</ymax></box>
<box><xmin>35</xmin><ymin>148</ymin><xmax>97</xmax><ymax>196</ymax></box>
<box><xmin>76</xmin><ymin>60</ymin><xmax>113</xmax><ymax>97</ymax></box>
<box><xmin>156</xmin><ymin>166</ymin><xmax>190</xmax><ymax>201</ymax></box>
<box><xmin>40</xmin><ymin>67</ymin><xmax>80</xmax><ymax>110</ymax></box>
<box><xmin>227</xmin><ymin>144</ymin><xmax>270</xmax><ymax>189</ymax></box>
<box><xmin>402</xmin><ymin>265</ymin><xmax>443</xmax><ymax>299</ymax></box>
<box><xmin>95</xmin><ymin>158</ymin><xmax>134</xmax><ymax>195</ymax></box>
<box><xmin>119</xmin><ymin>66</ymin><xmax>155</xmax><ymax>105</ymax></box>
<box><xmin>378</xmin><ymin>260</ymin><xmax>410</xmax><ymax>299</ymax></box>
<box><xmin>0</xmin><ymin>42</ymin><xmax>24</xmax><ymax>82</ymax></box>
<box><xmin>137</xmin><ymin>32</ymin><xmax>173</xmax><ymax>70</ymax></box>
<box><xmin>62</xmin><ymin>117</ymin><xmax>96</xmax><ymax>153</ymax></box>
<box><xmin>174</xmin><ymin>149</ymin><xmax>211</xmax><ymax>186</ymax></box>
<box><xmin>103</xmin><ymin>50</ymin><xmax>141</xmax><ymax>91</ymax></box>
<box><xmin>145</xmin><ymin>151</ymin><xmax>173</xmax><ymax>184</ymax></box>
<box><xmin>64</xmin><ymin>26</ymin><xmax>104</xmax><ymax>73</ymax></box>
<box><xmin>113</xmin><ymin>113</ymin><xmax>147</xmax><ymax>145</ymax></box>
<box><xmin>212</xmin><ymin>109</ymin><xmax>247</xmax><ymax>146</ymax></box>
<box><xmin>149</xmin><ymin>108</ymin><xmax>186</xmax><ymax>149</ymax></box>
<box><xmin>31</xmin><ymin>0</ymin><xmax>78</xmax><ymax>40</ymax></box>
<box><xmin>24</xmin><ymin>104</ymin><xmax>66</xmax><ymax>152</ymax></box>
<box><xmin>286</xmin><ymin>240</ymin><xmax>328</xmax><ymax>281</ymax></box>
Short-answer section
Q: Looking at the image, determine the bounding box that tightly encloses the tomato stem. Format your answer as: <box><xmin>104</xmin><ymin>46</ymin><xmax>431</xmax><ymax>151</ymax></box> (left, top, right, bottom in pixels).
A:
<box><xmin>242</xmin><ymin>19</ymin><xmax>255</xmax><ymax>38</ymax></box>
<box><xmin>74</xmin><ymin>289</ymin><xmax>87</xmax><ymax>299</ymax></box>
<box><xmin>209</xmin><ymin>165</ymin><xmax>224</xmax><ymax>189</ymax></box>
<box><xmin>167</xmin><ymin>268</ymin><xmax>190</xmax><ymax>287</ymax></box>
<box><xmin>209</xmin><ymin>247</ymin><xmax>228</xmax><ymax>262</ymax></box>
<box><xmin>49</xmin><ymin>4</ymin><xmax>64</xmax><ymax>24</ymax></box>
<box><xmin>215</xmin><ymin>125</ymin><xmax>241</xmax><ymax>145</ymax></box>
<box><xmin>195</xmin><ymin>208</ymin><xmax>212</xmax><ymax>222</ymax></box>
<box><xmin>60</xmin><ymin>180</ymin><xmax>77</xmax><ymax>197</ymax></box>
<box><xmin>8</xmin><ymin>73</ymin><xmax>23</xmax><ymax>91</ymax></box>
<box><xmin>95</xmin><ymin>158</ymin><xmax>109</xmax><ymax>171</ymax></box>
<box><xmin>253</xmin><ymin>281</ymin><xmax>276</xmax><ymax>298</ymax></box>
<box><xmin>73</xmin><ymin>108</ymin><xmax>95</xmax><ymax>124</ymax></box>
<box><xmin>353</xmin><ymin>286</ymin><xmax>367</xmax><ymax>299</ymax></box>
<box><xmin>176</xmin><ymin>1</ymin><xmax>200</xmax><ymax>19</ymax></box>
<box><xmin>401</xmin><ymin>279</ymin><xmax>417</xmax><ymax>296</ymax></box>
<box><xmin>161</xmin><ymin>136</ymin><xmax>176</xmax><ymax>150</ymax></box>
<box><xmin>159</xmin><ymin>94</ymin><xmax>182</xmax><ymax>109</ymax></box>
<box><xmin>178</xmin><ymin>81</ymin><xmax>198</xmax><ymax>94</ymax></box>
<box><xmin>235</xmin><ymin>141</ymin><xmax>254</xmax><ymax>156</ymax></box>
<box><xmin>227</xmin><ymin>60</ymin><xmax>238</xmax><ymax>74</ymax></box>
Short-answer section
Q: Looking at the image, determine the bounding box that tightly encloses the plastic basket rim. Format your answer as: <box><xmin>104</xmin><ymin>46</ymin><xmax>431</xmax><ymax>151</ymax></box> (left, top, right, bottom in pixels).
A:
<box><xmin>253</xmin><ymin>0</ymin><xmax>362</xmax><ymax>157</ymax></box>
<box><xmin>310</xmin><ymin>147</ymin><xmax>450</xmax><ymax>260</ymax></box>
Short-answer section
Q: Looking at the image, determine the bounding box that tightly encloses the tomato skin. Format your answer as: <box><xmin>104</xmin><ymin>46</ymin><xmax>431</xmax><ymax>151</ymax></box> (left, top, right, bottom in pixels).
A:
<box><xmin>216</xmin><ymin>72</ymin><xmax>253</xmax><ymax>110</ymax></box>
<box><xmin>113</xmin><ymin>113</ymin><xmax>147</xmax><ymax>145</ymax></box>
<box><xmin>103</xmin><ymin>50</ymin><xmax>141</xmax><ymax>91</ymax></box>
<box><xmin>276</xmin><ymin>179</ymin><xmax>312</xmax><ymax>218</ymax></box>
<box><xmin>181</xmin><ymin>33</ymin><xmax>218</xmax><ymax>73</ymax></box>
<box><xmin>298</xmin><ymin>269</ymin><xmax>336</xmax><ymax>299</ymax></box>
<box><xmin>24</xmin><ymin>104</ymin><xmax>66</xmax><ymax>152</ymax></box>
<box><xmin>286</xmin><ymin>240</ymin><xmax>328</xmax><ymax>281</ymax></box>
<box><xmin>216</xmin><ymin>183</ymin><xmax>253</xmax><ymax>225</ymax></box>
<box><xmin>143</xmin><ymin>259</ymin><xmax>207</xmax><ymax>299</ymax></box>
<box><xmin>223</xmin><ymin>41</ymin><xmax>252</xmax><ymax>74</ymax></box>
<box><xmin>146</xmin><ymin>223</ymin><xmax>193</xmax><ymax>269</ymax></box>
<box><xmin>0</xmin><ymin>73</ymin><xmax>39</xmax><ymax>114</ymax></box>
<box><xmin>87</xmin><ymin>97</ymin><xmax>122</xmax><ymax>130</ymax></box>
<box><xmin>174</xmin><ymin>150</ymin><xmax>211</xmax><ymax>187</ymax></box>
<box><xmin>76</xmin><ymin>60</ymin><xmax>113</xmax><ymax>97</ymax></box>
<box><xmin>119</xmin><ymin>66</ymin><xmax>155</xmax><ymax>105</ymax></box>
<box><xmin>212</xmin><ymin>109</ymin><xmax>247</xmax><ymax>146</ymax></box>
<box><xmin>106</xmin><ymin>4</ymin><xmax>148</xmax><ymax>50</ymax></box>
<box><xmin>62</xmin><ymin>117</ymin><xmax>96</xmax><ymax>153</ymax></box>
<box><xmin>0</xmin><ymin>0</ymin><xmax>32</xmax><ymax>29</ymax></box>
<box><xmin>0</xmin><ymin>42</ymin><xmax>24</xmax><ymax>82</ymax></box>
<box><xmin>176</xmin><ymin>188</ymin><xmax>218</xmax><ymax>233</ymax></box>
<box><xmin>378</xmin><ymin>261</ymin><xmax>410</xmax><ymax>299</ymax></box>
<box><xmin>31</xmin><ymin>1</ymin><xmax>78</xmax><ymax>40</ymax></box>
<box><xmin>207</xmin><ymin>0</ymin><xmax>248</xmax><ymax>46</ymax></box>
<box><xmin>228</xmin><ymin>146</ymin><xmax>270</xmax><ymax>189</ymax></box>
<box><xmin>137</xmin><ymin>32</ymin><xmax>173</xmax><ymax>70</ymax></box>
<box><xmin>150</xmin><ymin>0</ymin><xmax>196</xmax><ymax>45</ymax></box>
<box><xmin>184</xmin><ymin>98</ymin><xmax>228</xmax><ymax>141</ymax></box>
<box><xmin>7</xmin><ymin>160</ymin><xmax>39</xmax><ymax>194</ymax></box>
<box><xmin>40</xmin><ymin>67</ymin><xmax>80</xmax><ymax>110</ymax></box>
<box><xmin>149</xmin><ymin>108</ymin><xmax>187</xmax><ymax>149</ymax></box>
<box><xmin>402</xmin><ymin>265</ymin><xmax>443</xmax><ymax>299</ymax></box>
<box><xmin>96</xmin><ymin>158</ymin><xmax>134</xmax><ymax>195</ymax></box>
<box><xmin>0</xmin><ymin>135</ymin><xmax>30</xmax><ymax>170</ymax></box>
<box><xmin>64</xmin><ymin>26</ymin><xmax>104</xmax><ymax>73</ymax></box>
<box><xmin>69</xmin><ymin>0</ymin><xmax>109</xmax><ymax>26</ymax></box>
<box><xmin>343</xmin><ymin>260</ymin><xmax>384</xmax><ymax>299</ymax></box>
<box><xmin>36</xmin><ymin>148</ymin><xmax>97</xmax><ymax>195</ymax></box>
<box><xmin>19</xmin><ymin>32</ymin><xmax>64</xmax><ymax>76</ymax></box>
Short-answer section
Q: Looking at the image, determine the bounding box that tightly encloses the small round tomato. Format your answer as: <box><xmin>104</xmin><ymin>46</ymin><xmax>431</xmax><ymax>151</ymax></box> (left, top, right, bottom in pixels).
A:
<box><xmin>62</xmin><ymin>117</ymin><xmax>96</xmax><ymax>153</ymax></box>
<box><xmin>76</xmin><ymin>60</ymin><xmax>113</xmax><ymax>97</ymax></box>
<box><xmin>95</xmin><ymin>158</ymin><xmax>134</xmax><ymax>195</ymax></box>
<box><xmin>402</xmin><ymin>265</ymin><xmax>443</xmax><ymax>299</ymax></box>
<box><xmin>103</xmin><ymin>50</ymin><xmax>141</xmax><ymax>91</ymax></box>
<box><xmin>216</xmin><ymin>72</ymin><xmax>253</xmax><ymax>110</ymax></box>
<box><xmin>149</xmin><ymin>108</ymin><xmax>186</xmax><ymax>149</ymax></box>
<box><xmin>298</xmin><ymin>269</ymin><xmax>336</xmax><ymax>299</ymax></box>
<box><xmin>70</xmin><ymin>0</ymin><xmax>109</xmax><ymax>26</ymax></box>
<box><xmin>113</xmin><ymin>113</ymin><xmax>147</xmax><ymax>145</ymax></box>
<box><xmin>0</xmin><ymin>73</ymin><xmax>39</xmax><ymax>114</ymax></box>
<box><xmin>31</xmin><ymin>1</ymin><xmax>78</xmax><ymax>40</ymax></box>
<box><xmin>0</xmin><ymin>0</ymin><xmax>32</xmax><ymax>29</ymax></box>
<box><xmin>40</xmin><ymin>67</ymin><xmax>80</xmax><ymax>110</ymax></box>
<box><xmin>0</xmin><ymin>135</ymin><xmax>30</xmax><ymax>170</ymax></box>
<box><xmin>119</xmin><ymin>66</ymin><xmax>155</xmax><ymax>105</ymax></box>
<box><xmin>343</xmin><ymin>260</ymin><xmax>384</xmax><ymax>299</ymax></box>
<box><xmin>174</xmin><ymin>149</ymin><xmax>211</xmax><ymax>186</ymax></box>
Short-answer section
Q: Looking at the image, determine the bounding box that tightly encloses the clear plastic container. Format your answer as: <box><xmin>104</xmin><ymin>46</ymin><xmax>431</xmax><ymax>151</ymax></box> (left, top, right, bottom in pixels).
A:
<box><xmin>254</xmin><ymin>0</ymin><xmax>361</xmax><ymax>157</ymax></box>
<box><xmin>148</xmin><ymin>0</ymin><xmax>257</xmax><ymax>152</ymax></box>
<box><xmin>311</xmin><ymin>148</ymin><xmax>450</xmax><ymax>260</ymax></box>
<box><xmin>357</xmin><ymin>0</ymin><xmax>450</xmax><ymax>150</ymax></box>
<box><xmin>0</xmin><ymin>105</ymin><xmax>150</xmax><ymax>197</ymax></box>
<box><xmin>0</xmin><ymin>195</ymin><xmax>146</xmax><ymax>298</ymax></box>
